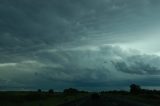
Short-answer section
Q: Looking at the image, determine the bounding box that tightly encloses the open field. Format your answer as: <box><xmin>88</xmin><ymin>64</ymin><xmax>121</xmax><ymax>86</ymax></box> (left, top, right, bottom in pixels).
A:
<box><xmin>59</xmin><ymin>93</ymin><xmax>160</xmax><ymax>106</ymax></box>
<box><xmin>0</xmin><ymin>91</ymin><xmax>88</xmax><ymax>106</ymax></box>
<box><xmin>0</xmin><ymin>91</ymin><xmax>160</xmax><ymax>106</ymax></box>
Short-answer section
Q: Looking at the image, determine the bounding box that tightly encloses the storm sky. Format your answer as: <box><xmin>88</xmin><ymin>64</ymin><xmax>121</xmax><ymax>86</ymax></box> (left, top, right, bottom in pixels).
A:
<box><xmin>1</xmin><ymin>0</ymin><xmax>160</xmax><ymax>91</ymax></box>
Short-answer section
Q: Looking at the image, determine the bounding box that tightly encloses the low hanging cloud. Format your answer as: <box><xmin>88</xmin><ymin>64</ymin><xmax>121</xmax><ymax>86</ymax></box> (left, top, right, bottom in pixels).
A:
<box><xmin>37</xmin><ymin>45</ymin><xmax>160</xmax><ymax>78</ymax></box>
<box><xmin>114</xmin><ymin>60</ymin><xmax>160</xmax><ymax>75</ymax></box>
<box><xmin>1</xmin><ymin>44</ymin><xmax>160</xmax><ymax>89</ymax></box>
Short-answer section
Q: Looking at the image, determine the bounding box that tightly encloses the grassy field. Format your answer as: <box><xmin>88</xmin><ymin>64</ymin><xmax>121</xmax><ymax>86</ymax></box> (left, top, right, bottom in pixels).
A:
<box><xmin>0</xmin><ymin>91</ymin><xmax>89</xmax><ymax>106</ymax></box>
<box><xmin>0</xmin><ymin>91</ymin><xmax>160</xmax><ymax>106</ymax></box>
<box><xmin>101</xmin><ymin>92</ymin><xmax>160</xmax><ymax>106</ymax></box>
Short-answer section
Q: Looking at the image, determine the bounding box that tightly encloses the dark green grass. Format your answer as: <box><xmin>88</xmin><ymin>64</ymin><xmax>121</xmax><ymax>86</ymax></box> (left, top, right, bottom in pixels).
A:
<box><xmin>1</xmin><ymin>91</ymin><xmax>160</xmax><ymax>106</ymax></box>
<box><xmin>0</xmin><ymin>91</ymin><xmax>88</xmax><ymax>106</ymax></box>
<box><xmin>101</xmin><ymin>92</ymin><xmax>160</xmax><ymax>106</ymax></box>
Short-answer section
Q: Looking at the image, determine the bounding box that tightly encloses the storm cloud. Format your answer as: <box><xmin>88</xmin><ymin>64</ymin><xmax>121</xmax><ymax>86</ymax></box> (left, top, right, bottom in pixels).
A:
<box><xmin>1</xmin><ymin>0</ymin><xmax>160</xmax><ymax>90</ymax></box>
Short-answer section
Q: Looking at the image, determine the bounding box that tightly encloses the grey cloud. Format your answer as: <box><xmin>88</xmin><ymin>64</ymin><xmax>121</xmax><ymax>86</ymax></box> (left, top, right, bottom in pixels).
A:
<box><xmin>114</xmin><ymin>61</ymin><xmax>160</xmax><ymax>75</ymax></box>
<box><xmin>0</xmin><ymin>0</ymin><xmax>159</xmax><ymax>51</ymax></box>
<box><xmin>0</xmin><ymin>0</ymin><xmax>159</xmax><ymax>58</ymax></box>
<box><xmin>113</xmin><ymin>54</ymin><xmax>160</xmax><ymax>75</ymax></box>
<box><xmin>30</xmin><ymin>45</ymin><xmax>160</xmax><ymax>83</ymax></box>
<box><xmin>1</xmin><ymin>44</ymin><xmax>160</xmax><ymax>89</ymax></box>
<box><xmin>1</xmin><ymin>0</ymin><xmax>160</xmax><ymax>90</ymax></box>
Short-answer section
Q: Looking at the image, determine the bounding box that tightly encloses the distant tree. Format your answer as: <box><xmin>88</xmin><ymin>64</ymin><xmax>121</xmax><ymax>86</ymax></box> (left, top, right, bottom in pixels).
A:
<box><xmin>37</xmin><ymin>89</ymin><xmax>42</xmax><ymax>93</ymax></box>
<box><xmin>48</xmin><ymin>89</ymin><xmax>54</xmax><ymax>94</ymax></box>
<box><xmin>63</xmin><ymin>88</ymin><xmax>79</xmax><ymax>94</ymax></box>
<box><xmin>130</xmin><ymin>84</ymin><xmax>141</xmax><ymax>94</ymax></box>
<box><xmin>79</xmin><ymin>90</ymin><xmax>89</xmax><ymax>93</ymax></box>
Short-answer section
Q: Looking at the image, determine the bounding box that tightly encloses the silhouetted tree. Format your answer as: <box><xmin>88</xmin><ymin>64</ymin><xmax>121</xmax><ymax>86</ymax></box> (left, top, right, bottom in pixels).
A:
<box><xmin>130</xmin><ymin>84</ymin><xmax>141</xmax><ymax>94</ymax></box>
<box><xmin>48</xmin><ymin>89</ymin><xmax>54</xmax><ymax>94</ymax></box>
<box><xmin>37</xmin><ymin>89</ymin><xmax>42</xmax><ymax>93</ymax></box>
<box><xmin>63</xmin><ymin>88</ymin><xmax>79</xmax><ymax>94</ymax></box>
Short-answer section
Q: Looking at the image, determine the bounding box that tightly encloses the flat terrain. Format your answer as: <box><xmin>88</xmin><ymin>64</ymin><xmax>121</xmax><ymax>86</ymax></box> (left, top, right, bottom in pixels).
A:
<box><xmin>0</xmin><ymin>92</ymin><xmax>88</xmax><ymax>106</ymax></box>
<box><xmin>59</xmin><ymin>94</ymin><xmax>152</xmax><ymax>106</ymax></box>
<box><xmin>0</xmin><ymin>92</ymin><xmax>160</xmax><ymax>106</ymax></box>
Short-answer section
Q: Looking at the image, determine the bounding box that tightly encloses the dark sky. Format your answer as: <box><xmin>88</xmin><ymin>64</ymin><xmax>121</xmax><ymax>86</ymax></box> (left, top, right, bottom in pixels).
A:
<box><xmin>1</xmin><ymin>0</ymin><xmax>160</xmax><ymax>91</ymax></box>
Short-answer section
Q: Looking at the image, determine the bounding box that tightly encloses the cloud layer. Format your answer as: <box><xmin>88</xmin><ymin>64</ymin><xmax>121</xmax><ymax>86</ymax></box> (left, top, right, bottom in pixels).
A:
<box><xmin>1</xmin><ymin>44</ymin><xmax>160</xmax><ymax>90</ymax></box>
<box><xmin>1</xmin><ymin>0</ymin><xmax>160</xmax><ymax>90</ymax></box>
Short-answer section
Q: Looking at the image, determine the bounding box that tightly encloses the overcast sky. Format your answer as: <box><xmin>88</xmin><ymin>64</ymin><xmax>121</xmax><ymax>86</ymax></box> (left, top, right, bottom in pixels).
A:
<box><xmin>1</xmin><ymin>0</ymin><xmax>160</xmax><ymax>91</ymax></box>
